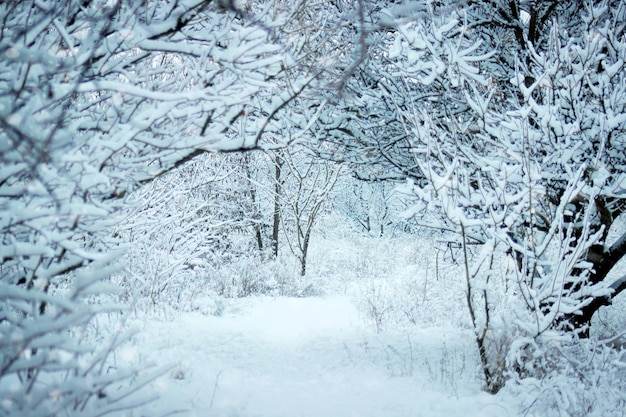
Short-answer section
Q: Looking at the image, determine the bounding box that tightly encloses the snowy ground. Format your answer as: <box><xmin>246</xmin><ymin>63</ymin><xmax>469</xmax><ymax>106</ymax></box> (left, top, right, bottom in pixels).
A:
<box><xmin>105</xmin><ymin>228</ymin><xmax>626</xmax><ymax>417</ymax></box>
<box><xmin>128</xmin><ymin>295</ymin><xmax>517</xmax><ymax>417</ymax></box>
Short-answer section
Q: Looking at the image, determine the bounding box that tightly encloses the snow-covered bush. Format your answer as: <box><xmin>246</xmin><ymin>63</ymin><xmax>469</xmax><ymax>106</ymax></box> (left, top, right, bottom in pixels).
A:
<box><xmin>115</xmin><ymin>151</ymin><xmax>331</xmax><ymax>315</ymax></box>
<box><xmin>334</xmin><ymin>177</ymin><xmax>416</xmax><ymax>237</ymax></box>
<box><xmin>507</xmin><ymin>338</ymin><xmax>626</xmax><ymax>417</ymax></box>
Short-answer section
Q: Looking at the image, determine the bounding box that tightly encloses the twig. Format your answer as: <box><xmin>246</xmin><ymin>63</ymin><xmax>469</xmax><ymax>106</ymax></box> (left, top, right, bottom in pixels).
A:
<box><xmin>209</xmin><ymin>370</ymin><xmax>224</xmax><ymax>410</ymax></box>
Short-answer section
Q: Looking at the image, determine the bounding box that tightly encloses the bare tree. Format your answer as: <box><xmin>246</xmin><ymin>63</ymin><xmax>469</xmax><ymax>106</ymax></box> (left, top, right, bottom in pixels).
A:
<box><xmin>279</xmin><ymin>147</ymin><xmax>343</xmax><ymax>276</ymax></box>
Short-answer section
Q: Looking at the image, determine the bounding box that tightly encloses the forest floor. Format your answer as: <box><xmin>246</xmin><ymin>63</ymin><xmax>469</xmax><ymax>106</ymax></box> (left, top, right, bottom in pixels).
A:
<box><xmin>128</xmin><ymin>294</ymin><xmax>518</xmax><ymax>417</ymax></box>
<box><xmin>107</xmin><ymin>227</ymin><xmax>626</xmax><ymax>416</ymax></box>
<box><xmin>112</xmin><ymin>228</ymin><xmax>626</xmax><ymax>417</ymax></box>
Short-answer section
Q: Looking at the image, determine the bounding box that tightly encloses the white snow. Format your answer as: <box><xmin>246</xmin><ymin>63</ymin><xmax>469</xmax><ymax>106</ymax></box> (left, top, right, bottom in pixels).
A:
<box><xmin>131</xmin><ymin>295</ymin><xmax>516</xmax><ymax>417</ymax></box>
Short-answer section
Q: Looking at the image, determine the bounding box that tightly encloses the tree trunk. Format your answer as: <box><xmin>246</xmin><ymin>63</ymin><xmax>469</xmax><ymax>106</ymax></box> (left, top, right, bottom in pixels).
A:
<box><xmin>300</xmin><ymin>228</ymin><xmax>311</xmax><ymax>276</ymax></box>
<box><xmin>244</xmin><ymin>154</ymin><xmax>264</xmax><ymax>252</ymax></box>
<box><xmin>272</xmin><ymin>150</ymin><xmax>283</xmax><ymax>258</ymax></box>
<box><xmin>561</xmin><ymin>231</ymin><xmax>626</xmax><ymax>336</ymax></box>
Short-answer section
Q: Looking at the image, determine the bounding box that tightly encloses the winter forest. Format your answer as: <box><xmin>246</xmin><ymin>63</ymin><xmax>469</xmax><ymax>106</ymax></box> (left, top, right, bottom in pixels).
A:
<box><xmin>2</xmin><ymin>0</ymin><xmax>626</xmax><ymax>416</ymax></box>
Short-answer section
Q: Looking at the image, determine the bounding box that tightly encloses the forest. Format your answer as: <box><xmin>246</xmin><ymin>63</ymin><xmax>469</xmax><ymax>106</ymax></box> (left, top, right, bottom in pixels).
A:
<box><xmin>1</xmin><ymin>0</ymin><xmax>626</xmax><ymax>416</ymax></box>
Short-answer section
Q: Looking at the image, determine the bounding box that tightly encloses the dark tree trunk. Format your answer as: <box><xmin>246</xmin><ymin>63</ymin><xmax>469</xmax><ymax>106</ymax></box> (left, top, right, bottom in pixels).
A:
<box><xmin>272</xmin><ymin>151</ymin><xmax>283</xmax><ymax>258</ymax></box>
<box><xmin>561</xmin><ymin>231</ymin><xmax>626</xmax><ymax>337</ymax></box>
<box><xmin>244</xmin><ymin>154</ymin><xmax>264</xmax><ymax>252</ymax></box>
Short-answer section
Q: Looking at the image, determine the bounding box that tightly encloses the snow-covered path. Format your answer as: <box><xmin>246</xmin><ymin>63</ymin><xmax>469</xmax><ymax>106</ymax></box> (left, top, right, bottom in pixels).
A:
<box><xmin>133</xmin><ymin>296</ymin><xmax>515</xmax><ymax>417</ymax></box>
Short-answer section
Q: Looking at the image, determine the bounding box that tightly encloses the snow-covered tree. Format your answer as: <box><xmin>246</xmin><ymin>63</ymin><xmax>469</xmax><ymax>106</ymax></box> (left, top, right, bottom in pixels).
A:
<box><xmin>0</xmin><ymin>0</ymin><xmax>309</xmax><ymax>414</ymax></box>
<box><xmin>316</xmin><ymin>0</ymin><xmax>626</xmax><ymax>392</ymax></box>
<box><xmin>221</xmin><ymin>0</ymin><xmax>361</xmax><ymax>265</ymax></box>
<box><xmin>335</xmin><ymin>177</ymin><xmax>407</xmax><ymax>236</ymax></box>
<box><xmin>110</xmin><ymin>0</ymin><xmax>362</xmax><ymax>305</ymax></box>
<box><xmin>278</xmin><ymin>146</ymin><xmax>343</xmax><ymax>276</ymax></box>
<box><xmin>113</xmin><ymin>152</ymin><xmax>266</xmax><ymax>311</ymax></box>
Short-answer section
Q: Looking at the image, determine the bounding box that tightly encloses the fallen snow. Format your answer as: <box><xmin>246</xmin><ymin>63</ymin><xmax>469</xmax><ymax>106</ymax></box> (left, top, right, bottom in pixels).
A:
<box><xmin>131</xmin><ymin>295</ymin><xmax>517</xmax><ymax>417</ymax></box>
